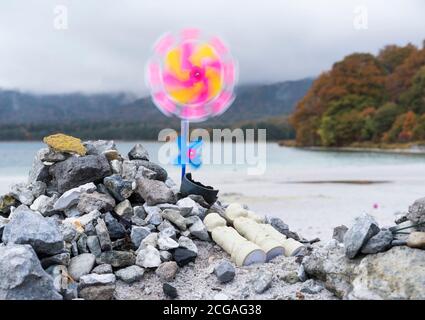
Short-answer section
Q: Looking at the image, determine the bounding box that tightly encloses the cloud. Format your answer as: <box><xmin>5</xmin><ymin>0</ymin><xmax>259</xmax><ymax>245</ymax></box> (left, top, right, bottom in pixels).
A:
<box><xmin>0</xmin><ymin>0</ymin><xmax>424</xmax><ymax>95</ymax></box>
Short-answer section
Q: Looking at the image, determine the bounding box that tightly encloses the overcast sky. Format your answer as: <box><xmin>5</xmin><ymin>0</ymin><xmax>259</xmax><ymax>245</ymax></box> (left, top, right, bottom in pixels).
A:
<box><xmin>0</xmin><ymin>0</ymin><xmax>424</xmax><ymax>96</ymax></box>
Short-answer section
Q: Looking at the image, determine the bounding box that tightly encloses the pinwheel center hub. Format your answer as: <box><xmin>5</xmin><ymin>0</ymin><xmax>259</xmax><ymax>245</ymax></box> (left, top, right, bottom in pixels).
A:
<box><xmin>190</xmin><ymin>67</ymin><xmax>204</xmax><ymax>82</ymax></box>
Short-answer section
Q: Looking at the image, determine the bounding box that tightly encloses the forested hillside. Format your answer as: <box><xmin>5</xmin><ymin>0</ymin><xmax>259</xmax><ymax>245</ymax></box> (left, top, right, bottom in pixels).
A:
<box><xmin>290</xmin><ymin>42</ymin><xmax>425</xmax><ymax>147</ymax></box>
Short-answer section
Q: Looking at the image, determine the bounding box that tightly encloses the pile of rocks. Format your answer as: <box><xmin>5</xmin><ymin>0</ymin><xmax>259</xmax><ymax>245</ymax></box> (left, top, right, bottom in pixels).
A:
<box><xmin>302</xmin><ymin>199</ymin><xmax>425</xmax><ymax>299</ymax></box>
<box><xmin>0</xmin><ymin>134</ymin><xmax>222</xmax><ymax>300</ymax></box>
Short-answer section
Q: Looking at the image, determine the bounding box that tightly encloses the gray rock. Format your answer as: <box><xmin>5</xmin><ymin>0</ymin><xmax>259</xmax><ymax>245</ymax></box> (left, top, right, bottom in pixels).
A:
<box><xmin>40</xmin><ymin>148</ymin><xmax>68</xmax><ymax>162</ymax></box>
<box><xmin>114</xmin><ymin>200</ymin><xmax>133</xmax><ymax>219</ymax></box>
<box><xmin>178</xmin><ymin>236</ymin><xmax>198</xmax><ymax>254</ymax></box>
<box><xmin>214</xmin><ymin>259</ymin><xmax>235</xmax><ymax>283</ymax></box>
<box><xmin>136</xmin><ymin>245</ymin><xmax>161</xmax><ymax>268</ymax></box>
<box><xmin>145</xmin><ymin>207</ymin><xmax>163</xmax><ymax>226</ymax></box>
<box><xmin>177</xmin><ymin>197</ymin><xmax>198</xmax><ymax>216</ymax></box>
<box><xmin>45</xmin><ymin>264</ymin><xmax>76</xmax><ymax>300</ymax></box>
<box><xmin>84</xmin><ymin>140</ymin><xmax>117</xmax><ymax>155</ymax></box>
<box><xmin>159</xmin><ymin>227</ymin><xmax>177</xmax><ymax>240</ymax></box>
<box><xmin>64</xmin><ymin>209</ymin><xmax>101</xmax><ymax>229</ymax></box>
<box><xmin>361</xmin><ymin>229</ymin><xmax>393</xmax><ymax>254</ymax></box>
<box><xmin>391</xmin><ymin>239</ymin><xmax>407</xmax><ymax>246</ymax></box>
<box><xmin>155</xmin><ymin>261</ymin><xmax>178</xmax><ymax>281</ymax></box>
<box><xmin>2</xmin><ymin>209</ymin><xmax>64</xmax><ymax>255</ymax></box>
<box><xmin>28</xmin><ymin>148</ymin><xmax>51</xmax><ymax>185</ymax></box>
<box><xmin>30</xmin><ymin>194</ymin><xmax>58</xmax><ymax>216</ymax></box>
<box><xmin>131</xmin><ymin>206</ymin><xmax>147</xmax><ymax>226</ymax></box>
<box><xmin>78</xmin><ymin>273</ymin><xmax>116</xmax><ymax>300</ymax></box>
<box><xmin>87</xmin><ymin>235</ymin><xmax>102</xmax><ymax>257</ymax></box>
<box><xmin>53</xmin><ymin>183</ymin><xmax>96</xmax><ymax>211</ymax></box>
<box><xmin>115</xmin><ymin>265</ymin><xmax>145</xmax><ymax>283</ymax></box>
<box><xmin>110</xmin><ymin>159</ymin><xmax>122</xmax><ymax>175</ymax></box>
<box><xmin>104</xmin><ymin>212</ymin><xmax>126</xmax><ymax>239</ymax></box>
<box><xmin>268</xmin><ymin>216</ymin><xmax>289</xmax><ymax>234</ymax></box>
<box><xmin>139</xmin><ymin>232</ymin><xmax>159</xmax><ymax>250</ymax></box>
<box><xmin>407</xmin><ymin>197</ymin><xmax>425</xmax><ymax>231</ymax></box>
<box><xmin>332</xmin><ymin>225</ymin><xmax>348</xmax><ymax>243</ymax></box>
<box><xmin>135</xmin><ymin>160</ymin><xmax>167</xmax><ymax>182</ymax></box>
<box><xmin>297</xmin><ymin>264</ymin><xmax>308</xmax><ymax>282</ymax></box>
<box><xmin>157</xmin><ymin>220</ymin><xmax>176</xmax><ymax>234</ymax></box>
<box><xmin>300</xmin><ymin>279</ymin><xmax>324</xmax><ymax>294</ymax></box>
<box><xmin>95</xmin><ymin>218</ymin><xmax>112</xmax><ymax>251</ymax></box>
<box><xmin>40</xmin><ymin>252</ymin><xmax>70</xmax><ymax>268</ymax></box>
<box><xmin>77</xmin><ymin>233</ymin><xmax>89</xmax><ymax>253</ymax></box>
<box><xmin>68</xmin><ymin>253</ymin><xmax>96</xmax><ymax>281</ymax></box>
<box><xmin>302</xmin><ymin>240</ymin><xmax>360</xmax><ymax>298</ymax></box>
<box><xmin>350</xmin><ymin>246</ymin><xmax>425</xmax><ymax>299</ymax></box>
<box><xmin>128</xmin><ymin>143</ymin><xmax>150</xmax><ymax>161</ymax></box>
<box><xmin>160</xmin><ymin>250</ymin><xmax>173</xmax><ymax>262</ymax></box>
<box><xmin>96</xmin><ymin>250</ymin><xmax>136</xmax><ymax>268</ymax></box>
<box><xmin>189</xmin><ymin>218</ymin><xmax>210</xmax><ymax>241</ymax></box>
<box><xmin>136</xmin><ymin>178</ymin><xmax>175</xmax><ymax>206</ymax></box>
<box><xmin>131</xmin><ymin>226</ymin><xmax>151</xmax><ymax>249</ymax></box>
<box><xmin>84</xmin><ymin>220</ymin><xmax>97</xmax><ymax>236</ymax></box>
<box><xmin>0</xmin><ymin>216</ymin><xmax>9</xmax><ymax>239</ymax></box>
<box><xmin>0</xmin><ymin>244</ymin><xmax>62</xmax><ymax>300</ymax></box>
<box><xmin>157</xmin><ymin>235</ymin><xmax>179</xmax><ymax>250</ymax></box>
<box><xmin>77</xmin><ymin>191</ymin><xmax>116</xmax><ymax>214</ymax></box>
<box><xmin>92</xmin><ymin>264</ymin><xmax>113</xmax><ymax>274</ymax></box>
<box><xmin>343</xmin><ymin>214</ymin><xmax>380</xmax><ymax>259</ymax></box>
<box><xmin>173</xmin><ymin>248</ymin><xmax>197</xmax><ymax>267</ymax></box>
<box><xmin>162</xmin><ymin>209</ymin><xmax>186</xmax><ymax>231</ymax></box>
<box><xmin>9</xmin><ymin>183</ymin><xmax>38</xmax><ymax>206</ymax></box>
<box><xmin>163</xmin><ymin>282</ymin><xmax>178</xmax><ymax>299</ymax></box>
<box><xmin>252</xmin><ymin>271</ymin><xmax>273</xmax><ymax>294</ymax></box>
<box><xmin>103</xmin><ymin>175</ymin><xmax>134</xmax><ymax>202</ymax></box>
<box><xmin>51</xmin><ymin>155</ymin><xmax>112</xmax><ymax>193</ymax></box>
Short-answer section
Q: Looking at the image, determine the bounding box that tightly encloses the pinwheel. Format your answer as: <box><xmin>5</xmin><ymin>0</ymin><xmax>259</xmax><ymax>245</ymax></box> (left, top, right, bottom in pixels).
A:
<box><xmin>146</xmin><ymin>28</ymin><xmax>237</xmax><ymax>180</ymax></box>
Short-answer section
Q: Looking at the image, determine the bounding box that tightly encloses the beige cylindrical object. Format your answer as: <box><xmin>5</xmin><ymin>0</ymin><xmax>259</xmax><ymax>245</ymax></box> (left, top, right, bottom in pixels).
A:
<box><xmin>224</xmin><ymin>203</ymin><xmax>248</xmax><ymax>223</ymax></box>
<box><xmin>204</xmin><ymin>212</ymin><xmax>227</xmax><ymax>232</ymax></box>
<box><xmin>233</xmin><ymin>217</ymin><xmax>285</xmax><ymax>261</ymax></box>
<box><xmin>211</xmin><ymin>226</ymin><xmax>266</xmax><ymax>266</ymax></box>
<box><xmin>259</xmin><ymin>224</ymin><xmax>305</xmax><ymax>257</ymax></box>
<box><xmin>246</xmin><ymin>210</ymin><xmax>265</xmax><ymax>223</ymax></box>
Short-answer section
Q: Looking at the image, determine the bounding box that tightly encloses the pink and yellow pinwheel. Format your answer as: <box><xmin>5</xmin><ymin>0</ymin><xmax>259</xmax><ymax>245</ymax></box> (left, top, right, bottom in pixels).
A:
<box><xmin>146</xmin><ymin>28</ymin><xmax>237</xmax><ymax>122</ymax></box>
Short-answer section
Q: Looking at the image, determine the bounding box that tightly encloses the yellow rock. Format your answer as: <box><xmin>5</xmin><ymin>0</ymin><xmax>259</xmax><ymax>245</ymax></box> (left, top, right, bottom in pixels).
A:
<box><xmin>43</xmin><ymin>133</ymin><xmax>86</xmax><ymax>156</ymax></box>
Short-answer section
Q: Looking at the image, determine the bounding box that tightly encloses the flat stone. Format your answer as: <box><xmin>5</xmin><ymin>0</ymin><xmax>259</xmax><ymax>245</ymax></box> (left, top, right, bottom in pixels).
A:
<box><xmin>0</xmin><ymin>244</ymin><xmax>62</xmax><ymax>300</ymax></box>
<box><xmin>155</xmin><ymin>261</ymin><xmax>178</xmax><ymax>281</ymax></box>
<box><xmin>173</xmin><ymin>248</ymin><xmax>197</xmax><ymax>267</ymax></box>
<box><xmin>54</xmin><ymin>183</ymin><xmax>96</xmax><ymax>211</ymax></box>
<box><xmin>115</xmin><ymin>265</ymin><xmax>145</xmax><ymax>283</ymax></box>
<box><xmin>361</xmin><ymin>229</ymin><xmax>393</xmax><ymax>254</ymax></box>
<box><xmin>136</xmin><ymin>178</ymin><xmax>175</xmax><ymax>206</ymax></box>
<box><xmin>78</xmin><ymin>273</ymin><xmax>116</xmax><ymax>300</ymax></box>
<box><xmin>44</xmin><ymin>133</ymin><xmax>86</xmax><ymax>156</ymax></box>
<box><xmin>344</xmin><ymin>214</ymin><xmax>380</xmax><ymax>259</ymax></box>
<box><xmin>2</xmin><ymin>209</ymin><xmax>64</xmax><ymax>256</ymax></box>
<box><xmin>96</xmin><ymin>250</ymin><xmax>136</xmax><ymax>268</ymax></box>
<box><xmin>77</xmin><ymin>191</ymin><xmax>116</xmax><ymax>214</ymax></box>
<box><xmin>162</xmin><ymin>209</ymin><xmax>186</xmax><ymax>231</ymax></box>
<box><xmin>136</xmin><ymin>245</ymin><xmax>161</xmax><ymax>268</ymax></box>
<box><xmin>214</xmin><ymin>259</ymin><xmax>235</xmax><ymax>283</ymax></box>
<box><xmin>92</xmin><ymin>264</ymin><xmax>113</xmax><ymax>274</ymax></box>
<box><xmin>68</xmin><ymin>253</ymin><xmax>96</xmax><ymax>281</ymax></box>
<box><xmin>51</xmin><ymin>155</ymin><xmax>112</xmax><ymax>193</ymax></box>
<box><xmin>128</xmin><ymin>143</ymin><xmax>150</xmax><ymax>161</ymax></box>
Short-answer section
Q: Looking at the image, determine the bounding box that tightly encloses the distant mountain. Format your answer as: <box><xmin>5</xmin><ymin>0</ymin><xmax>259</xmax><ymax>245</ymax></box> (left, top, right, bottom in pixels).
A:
<box><xmin>0</xmin><ymin>78</ymin><xmax>313</xmax><ymax>140</ymax></box>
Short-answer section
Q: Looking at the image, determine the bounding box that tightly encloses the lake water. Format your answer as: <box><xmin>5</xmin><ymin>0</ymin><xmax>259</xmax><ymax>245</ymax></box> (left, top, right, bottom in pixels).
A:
<box><xmin>1</xmin><ymin>141</ymin><xmax>425</xmax><ymax>239</ymax></box>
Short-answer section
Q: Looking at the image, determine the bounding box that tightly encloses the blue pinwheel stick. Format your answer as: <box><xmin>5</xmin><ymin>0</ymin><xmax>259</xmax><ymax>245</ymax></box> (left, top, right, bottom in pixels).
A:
<box><xmin>176</xmin><ymin>120</ymin><xmax>202</xmax><ymax>181</ymax></box>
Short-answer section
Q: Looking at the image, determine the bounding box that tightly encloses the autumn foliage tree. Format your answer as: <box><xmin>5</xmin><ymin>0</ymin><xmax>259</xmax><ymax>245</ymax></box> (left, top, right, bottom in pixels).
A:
<box><xmin>291</xmin><ymin>42</ymin><xmax>425</xmax><ymax>146</ymax></box>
